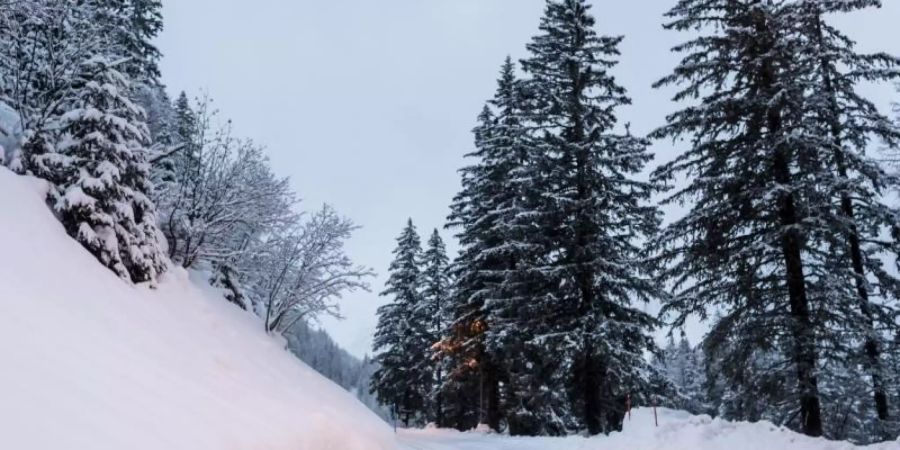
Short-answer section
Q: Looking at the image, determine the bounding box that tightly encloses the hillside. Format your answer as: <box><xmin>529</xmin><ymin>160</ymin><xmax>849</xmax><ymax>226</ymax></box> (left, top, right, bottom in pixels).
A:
<box><xmin>0</xmin><ymin>168</ymin><xmax>394</xmax><ymax>450</ymax></box>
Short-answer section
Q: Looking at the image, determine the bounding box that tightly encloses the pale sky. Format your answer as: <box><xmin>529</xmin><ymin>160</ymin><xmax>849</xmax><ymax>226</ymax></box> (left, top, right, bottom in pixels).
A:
<box><xmin>157</xmin><ymin>1</ymin><xmax>900</xmax><ymax>358</ymax></box>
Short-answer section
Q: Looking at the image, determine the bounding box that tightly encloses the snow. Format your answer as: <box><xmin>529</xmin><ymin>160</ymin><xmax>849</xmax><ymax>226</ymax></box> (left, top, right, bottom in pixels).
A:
<box><xmin>0</xmin><ymin>167</ymin><xmax>394</xmax><ymax>450</ymax></box>
<box><xmin>0</xmin><ymin>165</ymin><xmax>894</xmax><ymax>450</ymax></box>
<box><xmin>397</xmin><ymin>408</ymin><xmax>898</xmax><ymax>450</ymax></box>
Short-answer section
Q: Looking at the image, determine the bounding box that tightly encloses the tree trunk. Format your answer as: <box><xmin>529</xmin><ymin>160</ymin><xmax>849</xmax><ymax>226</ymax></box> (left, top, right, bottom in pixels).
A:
<box><xmin>581</xmin><ymin>344</ymin><xmax>602</xmax><ymax>435</ymax></box>
<box><xmin>402</xmin><ymin>389</ymin><xmax>411</xmax><ymax>427</ymax></box>
<box><xmin>566</xmin><ymin>47</ymin><xmax>604</xmax><ymax>436</ymax></box>
<box><xmin>480</xmin><ymin>362</ymin><xmax>502</xmax><ymax>431</ymax></box>
<box><xmin>771</xmin><ymin>100</ymin><xmax>824</xmax><ymax>439</ymax></box>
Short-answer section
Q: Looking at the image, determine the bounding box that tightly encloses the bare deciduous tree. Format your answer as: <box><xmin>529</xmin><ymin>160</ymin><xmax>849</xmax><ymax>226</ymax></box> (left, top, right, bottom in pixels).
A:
<box><xmin>249</xmin><ymin>206</ymin><xmax>373</xmax><ymax>333</ymax></box>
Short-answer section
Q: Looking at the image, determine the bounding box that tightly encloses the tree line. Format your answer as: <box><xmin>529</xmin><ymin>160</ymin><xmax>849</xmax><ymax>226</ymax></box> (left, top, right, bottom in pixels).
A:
<box><xmin>371</xmin><ymin>0</ymin><xmax>900</xmax><ymax>444</ymax></box>
<box><xmin>0</xmin><ymin>1</ymin><xmax>372</xmax><ymax>332</ymax></box>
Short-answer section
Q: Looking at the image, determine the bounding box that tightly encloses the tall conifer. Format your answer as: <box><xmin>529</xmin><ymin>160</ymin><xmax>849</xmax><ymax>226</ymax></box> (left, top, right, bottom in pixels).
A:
<box><xmin>520</xmin><ymin>0</ymin><xmax>662</xmax><ymax>435</ymax></box>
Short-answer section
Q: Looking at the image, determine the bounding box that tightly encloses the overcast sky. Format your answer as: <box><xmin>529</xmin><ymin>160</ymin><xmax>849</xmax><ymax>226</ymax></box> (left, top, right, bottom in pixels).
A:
<box><xmin>157</xmin><ymin>1</ymin><xmax>900</xmax><ymax>358</ymax></box>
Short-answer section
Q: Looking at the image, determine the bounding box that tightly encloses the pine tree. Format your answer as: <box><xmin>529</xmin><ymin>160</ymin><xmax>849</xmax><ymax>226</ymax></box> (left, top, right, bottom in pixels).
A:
<box><xmin>78</xmin><ymin>0</ymin><xmax>163</xmax><ymax>85</ymax></box>
<box><xmin>4</xmin><ymin>1</ymin><xmax>104</xmax><ymax>176</ymax></box>
<box><xmin>371</xmin><ymin>219</ymin><xmax>431</xmax><ymax>426</ymax></box>
<box><xmin>654</xmin><ymin>0</ymin><xmax>900</xmax><ymax>441</ymax></box>
<box><xmin>172</xmin><ymin>92</ymin><xmax>197</xmax><ymax>148</ymax></box>
<box><xmin>480</xmin><ymin>57</ymin><xmax>570</xmax><ymax>436</ymax></box>
<box><xmin>520</xmin><ymin>0</ymin><xmax>661</xmax><ymax>435</ymax></box>
<box><xmin>168</xmin><ymin>91</ymin><xmax>200</xmax><ymax>181</ymax></box>
<box><xmin>653</xmin><ymin>0</ymin><xmax>830</xmax><ymax>437</ymax></box>
<box><xmin>442</xmin><ymin>58</ymin><xmax>556</xmax><ymax>432</ymax></box>
<box><xmin>653</xmin><ymin>334</ymin><xmax>708</xmax><ymax>415</ymax></box>
<box><xmin>1</xmin><ymin>2</ymin><xmax>166</xmax><ymax>283</ymax></box>
<box><xmin>52</xmin><ymin>56</ymin><xmax>166</xmax><ymax>283</ymax></box>
<box><xmin>443</xmin><ymin>104</ymin><xmax>504</xmax><ymax>432</ymax></box>
<box><xmin>421</xmin><ymin>229</ymin><xmax>451</xmax><ymax>425</ymax></box>
<box><xmin>785</xmin><ymin>1</ymin><xmax>900</xmax><ymax>437</ymax></box>
<box><xmin>118</xmin><ymin>0</ymin><xmax>164</xmax><ymax>83</ymax></box>
<box><xmin>134</xmin><ymin>85</ymin><xmax>179</xmax><ymax>197</ymax></box>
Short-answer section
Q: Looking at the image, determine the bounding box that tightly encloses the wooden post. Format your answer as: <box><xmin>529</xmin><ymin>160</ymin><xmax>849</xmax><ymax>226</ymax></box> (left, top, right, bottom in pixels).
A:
<box><xmin>653</xmin><ymin>397</ymin><xmax>658</xmax><ymax>427</ymax></box>
<box><xmin>626</xmin><ymin>393</ymin><xmax>632</xmax><ymax>421</ymax></box>
<box><xmin>392</xmin><ymin>404</ymin><xmax>398</xmax><ymax>433</ymax></box>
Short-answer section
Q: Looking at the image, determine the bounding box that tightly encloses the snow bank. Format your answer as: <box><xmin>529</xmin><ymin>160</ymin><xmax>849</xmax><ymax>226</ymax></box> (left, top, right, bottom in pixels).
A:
<box><xmin>0</xmin><ymin>168</ymin><xmax>394</xmax><ymax>450</ymax></box>
<box><xmin>398</xmin><ymin>408</ymin><xmax>897</xmax><ymax>449</ymax></box>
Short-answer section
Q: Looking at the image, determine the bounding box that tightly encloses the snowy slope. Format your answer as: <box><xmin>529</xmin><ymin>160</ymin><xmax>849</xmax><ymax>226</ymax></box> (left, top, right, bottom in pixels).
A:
<box><xmin>0</xmin><ymin>168</ymin><xmax>394</xmax><ymax>450</ymax></box>
<box><xmin>398</xmin><ymin>408</ymin><xmax>897</xmax><ymax>450</ymax></box>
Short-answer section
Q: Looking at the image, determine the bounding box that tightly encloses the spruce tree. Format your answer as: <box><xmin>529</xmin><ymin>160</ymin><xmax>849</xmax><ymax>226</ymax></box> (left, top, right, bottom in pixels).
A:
<box><xmin>136</xmin><ymin>85</ymin><xmax>179</xmax><ymax>197</ymax></box>
<box><xmin>443</xmin><ymin>59</ymin><xmax>554</xmax><ymax>432</ymax></box>
<box><xmin>52</xmin><ymin>56</ymin><xmax>166</xmax><ymax>283</ymax></box>
<box><xmin>6</xmin><ymin>2</ymin><xmax>102</xmax><ymax>177</ymax></box>
<box><xmin>421</xmin><ymin>229</ymin><xmax>451</xmax><ymax>425</ymax></box>
<box><xmin>371</xmin><ymin>219</ymin><xmax>430</xmax><ymax>426</ymax></box>
<box><xmin>654</xmin><ymin>335</ymin><xmax>708</xmax><ymax>415</ymax></box>
<box><xmin>155</xmin><ymin>91</ymin><xmax>200</xmax><ymax>259</ymax></box>
<box><xmin>119</xmin><ymin>0</ymin><xmax>164</xmax><ymax>83</ymax></box>
<box><xmin>654</xmin><ymin>0</ymin><xmax>900</xmax><ymax>441</ymax></box>
<box><xmin>520</xmin><ymin>0</ymin><xmax>661</xmax><ymax>435</ymax></box>
<box><xmin>172</xmin><ymin>92</ymin><xmax>197</xmax><ymax>147</ymax></box>
<box><xmin>170</xmin><ymin>91</ymin><xmax>200</xmax><ymax>178</ymax></box>
<box><xmin>653</xmin><ymin>0</ymin><xmax>825</xmax><ymax>437</ymax></box>
<box><xmin>786</xmin><ymin>1</ymin><xmax>900</xmax><ymax>436</ymax></box>
<box><xmin>444</xmin><ymin>104</ymin><xmax>504</xmax><ymax>431</ymax></box>
<box><xmin>480</xmin><ymin>57</ymin><xmax>570</xmax><ymax>436</ymax></box>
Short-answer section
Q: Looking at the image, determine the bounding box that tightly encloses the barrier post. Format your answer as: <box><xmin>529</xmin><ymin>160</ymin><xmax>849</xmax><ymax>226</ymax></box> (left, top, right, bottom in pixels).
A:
<box><xmin>653</xmin><ymin>397</ymin><xmax>658</xmax><ymax>427</ymax></box>
<box><xmin>626</xmin><ymin>393</ymin><xmax>631</xmax><ymax>421</ymax></box>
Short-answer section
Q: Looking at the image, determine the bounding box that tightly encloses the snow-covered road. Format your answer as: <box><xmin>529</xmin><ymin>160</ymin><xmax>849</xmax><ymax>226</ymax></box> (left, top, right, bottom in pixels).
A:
<box><xmin>398</xmin><ymin>430</ymin><xmax>572</xmax><ymax>450</ymax></box>
<box><xmin>394</xmin><ymin>408</ymin><xmax>896</xmax><ymax>450</ymax></box>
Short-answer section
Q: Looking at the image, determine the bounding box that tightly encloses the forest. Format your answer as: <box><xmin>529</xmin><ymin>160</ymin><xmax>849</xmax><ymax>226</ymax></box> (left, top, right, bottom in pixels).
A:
<box><xmin>369</xmin><ymin>0</ymin><xmax>900</xmax><ymax>445</ymax></box>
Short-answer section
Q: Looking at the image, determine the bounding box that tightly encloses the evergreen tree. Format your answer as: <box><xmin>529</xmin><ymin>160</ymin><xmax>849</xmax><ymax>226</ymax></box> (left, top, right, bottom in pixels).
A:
<box><xmin>443</xmin><ymin>59</ymin><xmax>553</xmax><ymax>432</ymax></box>
<box><xmin>480</xmin><ymin>58</ymin><xmax>570</xmax><ymax>436</ymax></box>
<box><xmin>652</xmin><ymin>0</ymin><xmax>824</xmax><ymax>436</ymax></box>
<box><xmin>520</xmin><ymin>0</ymin><xmax>661</xmax><ymax>435</ymax></box>
<box><xmin>421</xmin><ymin>229</ymin><xmax>451</xmax><ymax>425</ymax></box>
<box><xmin>117</xmin><ymin>0</ymin><xmax>164</xmax><ymax>83</ymax></box>
<box><xmin>172</xmin><ymin>91</ymin><xmax>197</xmax><ymax>149</ymax></box>
<box><xmin>4</xmin><ymin>1</ymin><xmax>104</xmax><ymax>176</ymax></box>
<box><xmin>52</xmin><ymin>56</ymin><xmax>166</xmax><ymax>283</ymax></box>
<box><xmin>652</xmin><ymin>334</ymin><xmax>708</xmax><ymax>415</ymax></box>
<box><xmin>166</xmin><ymin>91</ymin><xmax>200</xmax><ymax>187</ymax></box>
<box><xmin>443</xmin><ymin>104</ymin><xmax>505</xmax><ymax>432</ymax></box>
<box><xmin>138</xmin><ymin>86</ymin><xmax>175</xmax><ymax>151</ymax></box>
<box><xmin>704</xmin><ymin>342</ymin><xmax>794</xmax><ymax>424</ymax></box>
<box><xmin>371</xmin><ymin>220</ymin><xmax>431</xmax><ymax>426</ymax></box>
<box><xmin>786</xmin><ymin>1</ymin><xmax>900</xmax><ymax>438</ymax></box>
<box><xmin>653</xmin><ymin>0</ymin><xmax>900</xmax><ymax>441</ymax></box>
<box><xmin>135</xmin><ymin>85</ymin><xmax>179</xmax><ymax>196</ymax></box>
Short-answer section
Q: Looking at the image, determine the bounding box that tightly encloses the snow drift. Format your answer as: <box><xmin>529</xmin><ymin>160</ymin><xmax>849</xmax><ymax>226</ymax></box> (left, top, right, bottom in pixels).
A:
<box><xmin>0</xmin><ymin>167</ymin><xmax>394</xmax><ymax>450</ymax></box>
